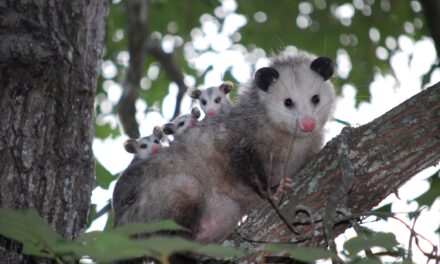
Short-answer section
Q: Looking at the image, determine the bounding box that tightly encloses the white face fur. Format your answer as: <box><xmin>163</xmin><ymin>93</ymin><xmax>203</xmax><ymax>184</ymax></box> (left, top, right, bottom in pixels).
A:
<box><xmin>258</xmin><ymin>58</ymin><xmax>335</xmax><ymax>137</ymax></box>
<box><xmin>134</xmin><ymin>136</ymin><xmax>162</xmax><ymax>159</ymax></box>
<box><xmin>171</xmin><ymin>114</ymin><xmax>197</xmax><ymax>135</ymax></box>
<box><xmin>124</xmin><ymin>127</ymin><xmax>163</xmax><ymax>159</ymax></box>
<box><xmin>189</xmin><ymin>83</ymin><xmax>233</xmax><ymax>117</ymax></box>
<box><xmin>198</xmin><ymin>87</ymin><xmax>231</xmax><ymax>117</ymax></box>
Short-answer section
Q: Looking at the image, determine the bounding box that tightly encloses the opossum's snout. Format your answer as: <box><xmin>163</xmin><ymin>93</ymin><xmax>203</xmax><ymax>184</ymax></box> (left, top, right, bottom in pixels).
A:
<box><xmin>188</xmin><ymin>118</ymin><xmax>197</xmax><ymax>127</ymax></box>
<box><xmin>150</xmin><ymin>144</ymin><xmax>160</xmax><ymax>154</ymax></box>
<box><xmin>298</xmin><ymin>116</ymin><xmax>316</xmax><ymax>132</ymax></box>
<box><xmin>207</xmin><ymin>109</ymin><xmax>217</xmax><ymax>117</ymax></box>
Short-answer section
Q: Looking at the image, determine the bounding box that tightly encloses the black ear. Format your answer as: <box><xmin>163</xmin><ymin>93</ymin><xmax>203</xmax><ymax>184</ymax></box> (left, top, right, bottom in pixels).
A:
<box><xmin>153</xmin><ymin>126</ymin><xmax>163</xmax><ymax>139</ymax></box>
<box><xmin>255</xmin><ymin>67</ymin><xmax>279</xmax><ymax>92</ymax></box>
<box><xmin>191</xmin><ymin>107</ymin><xmax>201</xmax><ymax>119</ymax></box>
<box><xmin>219</xmin><ymin>81</ymin><xmax>233</xmax><ymax>94</ymax></box>
<box><xmin>311</xmin><ymin>56</ymin><xmax>334</xmax><ymax>81</ymax></box>
<box><xmin>124</xmin><ymin>139</ymin><xmax>138</xmax><ymax>154</ymax></box>
<box><xmin>188</xmin><ymin>87</ymin><xmax>202</xmax><ymax>99</ymax></box>
<box><xmin>162</xmin><ymin>123</ymin><xmax>175</xmax><ymax>135</ymax></box>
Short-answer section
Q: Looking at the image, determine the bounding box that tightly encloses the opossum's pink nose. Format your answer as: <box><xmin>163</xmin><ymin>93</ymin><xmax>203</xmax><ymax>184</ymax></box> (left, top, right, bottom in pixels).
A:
<box><xmin>150</xmin><ymin>145</ymin><xmax>160</xmax><ymax>154</ymax></box>
<box><xmin>207</xmin><ymin>109</ymin><xmax>216</xmax><ymax>117</ymax></box>
<box><xmin>299</xmin><ymin>117</ymin><xmax>316</xmax><ymax>132</ymax></box>
<box><xmin>188</xmin><ymin>118</ymin><xmax>196</xmax><ymax>128</ymax></box>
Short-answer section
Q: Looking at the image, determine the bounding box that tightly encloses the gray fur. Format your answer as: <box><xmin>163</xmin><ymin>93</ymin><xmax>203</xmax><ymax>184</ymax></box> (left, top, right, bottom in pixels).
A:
<box><xmin>112</xmin><ymin>52</ymin><xmax>336</xmax><ymax>242</ymax></box>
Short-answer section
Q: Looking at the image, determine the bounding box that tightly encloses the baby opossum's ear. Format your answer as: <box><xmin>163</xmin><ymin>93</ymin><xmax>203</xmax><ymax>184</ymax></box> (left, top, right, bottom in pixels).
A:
<box><xmin>191</xmin><ymin>107</ymin><xmax>201</xmax><ymax>119</ymax></box>
<box><xmin>124</xmin><ymin>139</ymin><xmax>138</xmax><ymax>154</ymax></box>
<box><xmin>188</xmin><ymin>87</ymin><xmax>202</xmax><ymax>99</ymax></box>
<box><xmin>310</xmin><ymin>56</ymin><xmax>334</xmax><ymax>81</ymax></box>
<box><xmin>162</xmin><ymin>123</ymin><xmax>176</xmax><ymax>135</ymax></box>
<box><xmin>255</xmin><ymin>67</ymin><xmax>279</xmax><ymax>92</ymax></box>
<box><xmin>219</xmin><ymin>81</ymin><xmax>234</xmax><ymax>94</ymax></box>
<box><xmin>153</xmin><ymin>126</ymin><xmax>163</xmax><ymax>139</ymax></box>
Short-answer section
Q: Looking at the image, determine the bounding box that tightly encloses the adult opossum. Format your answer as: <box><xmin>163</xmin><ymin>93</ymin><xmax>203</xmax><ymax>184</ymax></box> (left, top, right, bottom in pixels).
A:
<box><xmin>112</xmin><ymin>52</ymin><xmax>336</xmax><ymax>243</ymax></box>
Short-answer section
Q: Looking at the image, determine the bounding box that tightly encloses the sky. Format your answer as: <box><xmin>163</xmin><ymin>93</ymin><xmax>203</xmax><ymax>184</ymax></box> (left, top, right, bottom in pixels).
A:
<box><xmin>90</xmin><ymin>1</ymin><xmax>440</xmax><ymax>262</ymax></box>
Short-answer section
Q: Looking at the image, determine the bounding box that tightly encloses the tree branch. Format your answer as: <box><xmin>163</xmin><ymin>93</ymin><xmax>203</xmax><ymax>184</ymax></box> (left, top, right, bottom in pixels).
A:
<box><xmin>226</xmin><ymin>83</ymin><xmax>440</xmax><ymax>263</ymax></box>
<box><xmin>117</xmin><ymin>0</ymin><xmax>149</xmax><ymax>138</ymax></box>
<box><xmin>146</xmin><ymin>38</ymin><xmax>188</xmax><ymax>120</ymax></box>
<box><xmin>422</xmin><ymin>0</ymin><xmax>440</xmax><ymax>59</ymax></box>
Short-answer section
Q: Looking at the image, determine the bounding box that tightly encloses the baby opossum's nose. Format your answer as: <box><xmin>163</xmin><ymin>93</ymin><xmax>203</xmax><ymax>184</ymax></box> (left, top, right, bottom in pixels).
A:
<box><xmin>188</xmin><ymin>118</ymin><xmax>196</xmax><ymax>127</ymax></box>
<box><xmin>150</xmin><ymin>145</ymin><xmax>160</xmax><ymax>154</ymax></box>
<box><xmin>207</xmin><ymin>109</ymin><xmax>216</xmax><ymax>117</ymax></box>
<box><xmin>299</xmin><ymin>117</ymin><xmax>316</xmax><ymax>132</ymax></box>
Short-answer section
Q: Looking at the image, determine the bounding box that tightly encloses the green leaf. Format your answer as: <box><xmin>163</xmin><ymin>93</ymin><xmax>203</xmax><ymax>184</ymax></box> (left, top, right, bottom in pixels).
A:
<box><xmin>355</xmin><ymin>258</ymin><xmax>382</xmax><ymax>264</ymax></box>
<box><xmin>264</xmin><ymin>244</ymin><xmax>336</xmax><ymax>262</ymax></box>
<box><xmin>344</xmin><ymin>232</ymin><xmax>398</xmax><ymax>256</ymax></box>
<box><xmin>95</xmin><ymin>159</ymin><xmax>115</xmax><ymax>189</ymax></box>
<box><xmin>113</xmin><ymin>220</ymin><xmax>187</xmax><ymax>236</ymax></box>
<box><xmin>76</xmin><ymin>231</ymin><xmax>152</xmax><ymax>261</ymax></box>
<box><xmin>415</xmin><ymin>170</ymin><xmax>440</xmax><ymax>208</ymax></box>
<box><xmin>374</xmin><ymin>203</ymin><xmax>392</xmax><ymax>213</ymax></box>
<box><xmin>0</xmin><ymin>208</ymin><xmax>69</xmax><ymax>258</ymax></box>
<box><xmin>139</xmin><ymin>236</ymin><xmax>244</xmax><ymax>260</ymax></box>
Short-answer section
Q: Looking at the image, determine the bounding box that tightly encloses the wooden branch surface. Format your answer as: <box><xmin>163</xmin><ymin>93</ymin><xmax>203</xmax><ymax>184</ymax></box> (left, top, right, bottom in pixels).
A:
<box><xmin>227</xmin><ymin>83</ymin><xmax>440</xmax><ymax>263</ymax></box>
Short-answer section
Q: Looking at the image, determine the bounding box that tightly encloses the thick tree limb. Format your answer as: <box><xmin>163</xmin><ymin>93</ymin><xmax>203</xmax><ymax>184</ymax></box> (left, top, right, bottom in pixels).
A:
<box><xmin>117</xmin><ymin>0</ymin><xmax>149</xmax><ymax>139</ymax></box>
<box><xmin>146</xmin><ymin>39</ymin><xmax>188</xmax><ymax>120</ymax></box>
<box><xmin>225</xmin><ymin>83</ymin><xmax>440</xmax><ymax>263</ymax></box>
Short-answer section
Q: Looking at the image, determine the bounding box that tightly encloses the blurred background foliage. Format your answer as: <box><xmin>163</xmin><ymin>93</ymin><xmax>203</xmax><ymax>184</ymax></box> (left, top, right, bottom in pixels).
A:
<box><xmin>91</xmin><ymin>0</ymin><xmax>439</xmax><ymax>249</ymax></box>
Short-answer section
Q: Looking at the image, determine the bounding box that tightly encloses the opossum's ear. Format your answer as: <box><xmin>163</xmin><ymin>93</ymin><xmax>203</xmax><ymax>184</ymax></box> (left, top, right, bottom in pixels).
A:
<box><xmin>255</xmin><ymin>67</ymin><xmax>279</xmax><ymax>92</ymax></box>
<box><xmin>191</xmin><ymin>107</ymin><xmax>201</xmax><ymax>119</ymax></box>
<box><xmin>311</xmin><ymin>56</ymin><xmax>334</xmax><ymax>81</ymax></box>
<box><xmin>219</xmin><ymin>81</ymin><xmax>233</xmax><ymax>94</ymax></box>
<box><xmin>124</xmin><ymin>139</ymin><xmax>138</xmax><ymax>154</ymax></box>
<box><xmin>162</xmin><ymin>123</ymin><xmax>176</xmax><ymax>135</ymax></box>
<box><xmin>188</xmin><ymin>87</ymin><xmax>202</xmax><ymax>99</ymax></box>
<box><xmin>153</xmin><ymin>126</ymin><xmax>163</xmax><ymax>140</ymax></box>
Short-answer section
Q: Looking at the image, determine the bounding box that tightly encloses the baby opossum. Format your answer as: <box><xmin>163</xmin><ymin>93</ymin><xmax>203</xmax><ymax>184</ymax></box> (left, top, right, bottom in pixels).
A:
<box><xmin>112</xmin><ymin>52</ymin><xmax>336</xmax><ymax>242</ymax></box>
<box><xmin>124</xmin><ymin>126</ymin><xmax>164</xmax><ymax>160</ymax></box>
<box><xmin>188</xmin><ymin>82</ymin><xmax>234</xmax><ymax>117</ymax></box>
<box><xmin>162</xmin><ymin>107</ymin><xmax>201</xmax><ymax>136</ymax></box>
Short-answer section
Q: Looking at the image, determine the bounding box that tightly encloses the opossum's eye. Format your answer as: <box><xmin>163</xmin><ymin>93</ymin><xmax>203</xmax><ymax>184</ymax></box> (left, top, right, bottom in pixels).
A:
<box><xmin>154</xmin><ymin>139</ymin><xmax>160</xmax><ymax>144</ymax></box>
<box><xmin>214</xmin><ymin>97</ymin><xmax>221</xmax><ymax>103</ymax></box>
<box><xmin>201</xmin><ymin>99</ymin><xmax>207</xmax><ymax>106</ymax></box>
<box><xmin>311</xmin><ymin>95</ymin><xmax>320</xmax><ymax>105</ymax></box>
<box><xmin>284</xmin><ymin>98</ymin><xmax>294</xmax><ymax>108</ymax></box>
<box><xmin>140</xmin><ymin>144</ymin><xmax>148</xmax><ymax>149</ymax></box>
<box><xmin>178</xmin><ymin>121</ymin><xmax>185</xmax><ymax>127</ymax></box>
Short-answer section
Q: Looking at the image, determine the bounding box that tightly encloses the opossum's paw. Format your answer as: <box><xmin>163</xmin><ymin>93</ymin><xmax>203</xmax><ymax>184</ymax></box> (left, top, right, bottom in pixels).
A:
<box><xmin>195</xmin><ymin>217</ymin><xmax>221</xmax><ymax>243</ymax></box>
<box><xmin>255</xmin><ymin>67</ymin><xmax>279</xmax><ymax>91</ymax></box>
<box><xmin>310</xmin><ymin>56</ymin><xmax>334</xmax><ymax>81</ymax></box>
<box><xmin>272</xmin><ymin>177</ymin><xmax>294</xmax><ymax>203</ymax></box>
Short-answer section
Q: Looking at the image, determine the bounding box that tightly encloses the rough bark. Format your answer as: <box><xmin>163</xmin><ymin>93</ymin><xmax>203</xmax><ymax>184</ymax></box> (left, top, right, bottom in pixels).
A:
<box><xmin>0</xmin><ymin>0</ymin><xmax>109</xmax><ymax>263</ymax></box>
<box><xmin>422</xmin><ymin>0</ymin><xmax>440</xmax><ymax>59</ymax></box>
<box><xmin>117</xmin><ymin>0</ymin><xmax>149</xmax><ymax>139</ymax></box>
<box><xmin>225</xmin><ymin>83</ymin><xmax>440</xmax><ymax>263</ymax></box>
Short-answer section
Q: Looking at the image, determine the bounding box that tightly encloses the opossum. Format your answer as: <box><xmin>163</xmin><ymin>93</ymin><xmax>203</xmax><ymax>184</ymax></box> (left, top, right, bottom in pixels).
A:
<box><xmin>124</xmin><ymin>126</ymin><xmax>164</xmax><ymax>160</ymax></box>
<box><xmin>112</xmin><ymin>52</ymin><xmax>336</xmax><ymax>242</ymax></box>
<box><xmin>162</xmin><ymin>107</ymin><xmax>201</xmax><ymax>136</ymax></box>
<box><xmin>188</xmin><ymin>82</ymin><xmax>234</xmax><ymax>117</ymax></box>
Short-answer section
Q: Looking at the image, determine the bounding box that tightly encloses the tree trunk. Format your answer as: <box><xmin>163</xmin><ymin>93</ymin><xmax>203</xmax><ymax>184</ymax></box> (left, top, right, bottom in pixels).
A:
<box><xmin>0</xmin><ymin>1</ymin><xmax>109</xmax><ymax>263</ymax></box>
<box><xmin>227</xmin><ymin>83</ymin><xmax>440</xmax><ymax>263</ymax></box>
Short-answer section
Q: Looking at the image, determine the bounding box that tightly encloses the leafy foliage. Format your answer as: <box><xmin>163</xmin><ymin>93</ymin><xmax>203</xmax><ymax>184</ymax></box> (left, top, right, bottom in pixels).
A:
<box><xmin>343</xmin><ymin>232</ymin><xmax>398</xmax><ymax>256</ymax></box>
<box><xmin>264</xmin><ymin>243</ymin><xmax>336</xmax><ymax>262</ymax></box>
<box><xmin>0</xmin><ymin>208</ymin><xmax>244</xmax><ymax>263</ymax></box>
